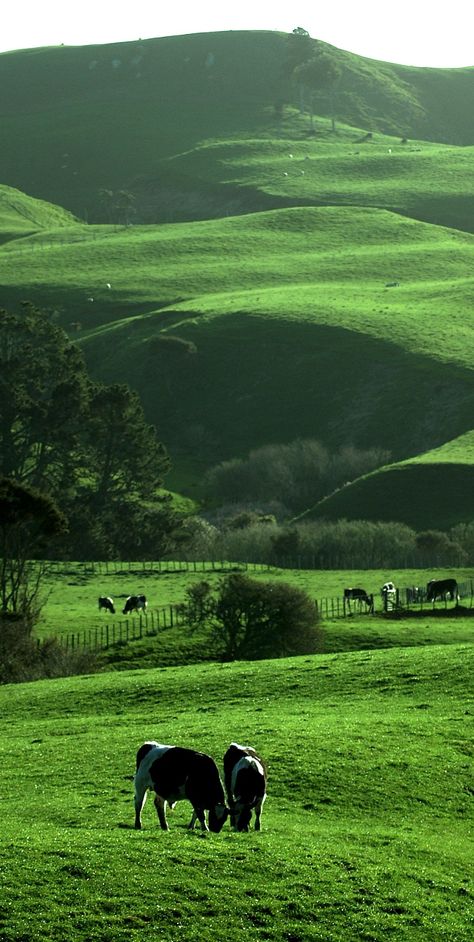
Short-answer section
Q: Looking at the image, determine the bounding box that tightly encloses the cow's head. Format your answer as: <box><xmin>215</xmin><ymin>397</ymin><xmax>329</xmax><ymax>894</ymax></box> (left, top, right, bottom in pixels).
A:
<box><xmin>233</xmin><ymin>803</ymin><xmax>253</xmax><ymax>832</ymax></box>
<box><xmin>208</xmin><ymin>803</ymin><xmax>229</xmax><ymax>833</ymax></box>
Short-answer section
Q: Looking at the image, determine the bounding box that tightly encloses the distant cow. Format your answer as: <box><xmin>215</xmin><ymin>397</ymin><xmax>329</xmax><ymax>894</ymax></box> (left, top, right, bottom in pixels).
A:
<box><xmin>223</xmin><ymin>743</ymin><xmax>267</xmax><ymax>832</ymax></box>
<box><xmin>98</xmin><ymin>596</ymin><xmax>115</xmax><ymax>614</ymax></box>
<box><xmin>134</xmin><ymin>741</ymin><xmax>229</xmax><ymax>833</ymax></box>
<box><xmin>123</xmin><ymin>594</ymin><xmax>147</xmax><ymax>615</ymax></box>
<box><xmin>426</xmin><ymin>578</ymin><xmax>459</xmax><ymax>602</ymax></box>
<box><xmin>381</xmin><ymin>582</ymin><xmax>397</xmax><ymax>611</ymax></box>
<box><xmin>344</xmin><ymin>588</ymin><xmax>374</xmax><ymax>611</ymax></box>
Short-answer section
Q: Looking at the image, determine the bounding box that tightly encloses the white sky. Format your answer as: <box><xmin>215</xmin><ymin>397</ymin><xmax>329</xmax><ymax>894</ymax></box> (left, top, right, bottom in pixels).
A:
<box><xmin>1</xmin><ymin>1</ymin><xmax>472</xmax><ymax>68</ymax></box>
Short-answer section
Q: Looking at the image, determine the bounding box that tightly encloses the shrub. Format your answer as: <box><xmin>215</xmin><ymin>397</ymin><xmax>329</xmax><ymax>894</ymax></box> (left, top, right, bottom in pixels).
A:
<box><xmin>184</xmin><ymin>573</ymin><xmax>321</xmax><ymax>661</ymax></box>
<box><xmin>0</xmin><ymin>613</ymin><xmax>98</xmax><ymax>684</ymax></box>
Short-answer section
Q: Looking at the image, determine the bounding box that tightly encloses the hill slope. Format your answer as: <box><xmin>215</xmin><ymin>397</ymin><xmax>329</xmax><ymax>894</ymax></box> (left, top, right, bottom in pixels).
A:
<box><xmin>2</xmin><ymin>202</ymin><xmax>474</xmax><ymax>502</ymax></box>
<box><xmin>299</xmin><ymin>431</ymin><xmax>474</xmax><ymax>529</ymax></box>
<box><xmin>0</xmin><ymin>31</ymin><xmax>473</xmax><ymax>221</ymax></box>
<box><xmin>2</xmin><ymin>31</ymin><xmax>474</xmax><ymax>522</ymax></box>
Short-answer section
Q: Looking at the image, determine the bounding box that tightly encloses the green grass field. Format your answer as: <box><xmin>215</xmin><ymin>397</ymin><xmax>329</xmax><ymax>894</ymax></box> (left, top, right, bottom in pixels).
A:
<box><xmin>1</xmin><ymin>642</ymin><xmax>472</xmax><ymax>942</ymax></box>
<box><xmin>34</xmin><ymin>564</ymin><xmax>474</xmax><ymax>671</ymax></box>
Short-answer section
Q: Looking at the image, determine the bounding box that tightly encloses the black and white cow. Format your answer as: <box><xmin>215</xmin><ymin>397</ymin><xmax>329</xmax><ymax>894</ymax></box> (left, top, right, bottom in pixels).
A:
<box><xmin>426</xmin><ymin>578</ymin><xmax>459</xmax><ymax>602</ymax></box>
<box><xmin>134</xmin><ymin>741</ymin><xmax>229</xmax><ymax>832</ymax></box>
<box><xmin>223</xmin><ymin>742</ymin><xmax>267</xmax><ymax>832</ymax></box>
<box><xmin>98</xmin><ymin>596</ymin><xmax>115</xmax><ymax>614</ymax></box>
<box><xmin>344</xmin><ymin>587</ymin><xmax>373</xmax><ymax>611</ymax></box>
<box><xmin>123</xmin><ymin>594</ymin><xmax>147</xmax><ymax>615</ymax></box>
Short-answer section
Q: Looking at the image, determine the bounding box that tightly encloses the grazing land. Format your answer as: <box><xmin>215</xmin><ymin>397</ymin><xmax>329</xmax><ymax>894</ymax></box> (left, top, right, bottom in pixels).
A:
<box><xmin>34</xmin><ymin>564</ymin><xmax>474</xmax><ymax>670</ymax></box>
<box><xmin>1</xmin><ymin>643</ymin><xmax>472</xmax><ymax>942</ymax></box>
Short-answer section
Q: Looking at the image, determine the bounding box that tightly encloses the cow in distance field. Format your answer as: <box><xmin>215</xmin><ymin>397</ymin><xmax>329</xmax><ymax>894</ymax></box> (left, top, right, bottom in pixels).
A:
<box><xmin>223</xmin><ymin>742</ymin><xmax>267</xmax><ymax>832</ymax></box>
<box><xmin>123</xmin><ymin>594</ymin><xmax>147</xmax><ymax>615</ymax></box>
<box><xmin>98</xmin><ymin>596</ymin><xmax>115</xmax><ymax>614</ymax></box>
<box><xmin>134</xmin><ymin>741</ymin><xmax>229</xmax><ymax>833</ymax></box>
<box><xmin>344</xmin><ymin>587</ymin><xmax>374</xmax><ymax>612</ymax></box>
<box><xmin>426</xmin><ymin>578</ymin><xmax>459</xmax><ymax>602</ymax></box>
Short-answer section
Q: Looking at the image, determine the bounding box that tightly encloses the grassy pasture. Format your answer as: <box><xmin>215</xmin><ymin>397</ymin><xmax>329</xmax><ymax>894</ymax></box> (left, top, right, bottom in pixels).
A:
<box><xmin>35</xmin><ymin>564</ymin><xmax>474</xmax><ymax>670</ymax></box>
<box><xmin>0</xmin><ymin>644</ymin><xmax>472</xmax><ymax>941</ymax></box>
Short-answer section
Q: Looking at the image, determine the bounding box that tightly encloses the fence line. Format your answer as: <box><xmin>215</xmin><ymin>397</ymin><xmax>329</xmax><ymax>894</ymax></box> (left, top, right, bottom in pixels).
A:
<box><xmin>57</xmin><ymin>579</ymin><xmax>474</xmax><ymax>654</ymax></box>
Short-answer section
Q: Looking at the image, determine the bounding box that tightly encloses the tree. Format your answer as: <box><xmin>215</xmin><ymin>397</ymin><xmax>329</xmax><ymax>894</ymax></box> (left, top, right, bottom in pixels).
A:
<box><xmin>0</xmin><ymin>477</ymin><xmax>67</xmax><ymax>621</ymax></box>
<box><xmin>84</xmin><ymin>383</ymin><xmax>170</xmax><ymax>509</ymax></box>
<box><xmin>293</xmin><ymin>53</ymin><xmax>342</xmax><ymax>130</ymax></box>
<box><xmin>0</xmin><ymin>305</ymin><xmax>176</xmax><ymax>558</ymax></box>
<box><xmin>285</xmin><ymin>27</ymin><xmax>313</xmax><ymax>77</ymax></box>
<box><xmin>184</xmin><ymin>573</ymin><xmax>320</xmax><ymax>661</ymax></box>
<box><xmin>0</xmin><ymin>304</ymin><xmax>89</xmax><ymax>494</ymax></box>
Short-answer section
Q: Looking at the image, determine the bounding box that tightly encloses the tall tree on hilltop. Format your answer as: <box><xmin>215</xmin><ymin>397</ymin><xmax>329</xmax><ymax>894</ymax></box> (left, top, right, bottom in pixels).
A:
<box><xmin>293</xmin><ymin>52</ymin><xmax>342</xmax><ymax>130</ymax></box>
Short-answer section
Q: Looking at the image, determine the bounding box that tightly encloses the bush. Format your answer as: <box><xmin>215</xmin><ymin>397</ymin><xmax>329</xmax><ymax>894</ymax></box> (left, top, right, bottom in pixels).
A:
<box><xmin>184</xmin><ymin>573</ymin><xmax>321</xmax><ymax>661</ymax></box>
<box><xmin>0</xmin><ymin>613</ymin><xmax>98</xmax><ymax>684</ymax></box>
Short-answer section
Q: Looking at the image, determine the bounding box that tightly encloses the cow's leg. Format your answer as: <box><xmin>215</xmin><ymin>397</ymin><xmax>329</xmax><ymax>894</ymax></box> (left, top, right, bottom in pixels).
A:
<box><xmin>134</xmin><ymin>785</ymin><xmax>148</xmax><ymax>830</ymax></box>
<box><xmin>189</xmin><ymin>807</ymin><xmax>207</xmax><ymax>831</ymax></box>
<box><xmin>153</xmin><ymin>794</ymin><xmax>169</xmax><ymax>830</ymax></box>
<box><xmin>254</xmin><ymin>796</ymin><xmax>266</xmax><ymax>831</ymax></box>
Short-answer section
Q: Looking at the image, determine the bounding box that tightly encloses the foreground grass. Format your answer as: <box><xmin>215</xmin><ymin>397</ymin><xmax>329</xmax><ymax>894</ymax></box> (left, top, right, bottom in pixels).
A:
<box><xmin>1</xmin><ymin>644</ymin><xmax>472</xmax><ymax>941</ymax></box>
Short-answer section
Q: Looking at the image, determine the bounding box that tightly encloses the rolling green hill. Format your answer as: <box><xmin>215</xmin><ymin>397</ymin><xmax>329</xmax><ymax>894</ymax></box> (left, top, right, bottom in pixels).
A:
<box><xmin>0</xmin><ymin>31</ymin><xmax>473</xmax><ymax>223</ymax></box>
<box><xmin>299</xmin><ymin>432</ymin><xmax>474</xmax><ymax>530</ymax></box>
<box><xmin>2</xmin><ymin>30</ymin><xmax>474</xmax><ymax>523</ymax></box>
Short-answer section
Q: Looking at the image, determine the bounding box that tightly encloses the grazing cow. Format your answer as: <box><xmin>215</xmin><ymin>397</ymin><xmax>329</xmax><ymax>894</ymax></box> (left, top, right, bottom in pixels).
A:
<box><xmin>223</xmin><ymin>743</ymin><xmax>267</xmax><ymax>832</ymax></box>
<box><xmin>98</xmin><ymin>596</ymin><xmax>115</xmax><ymax>614</ymax></box>
<box><xmin>123</xmin><ymin>594</ymin><xmax>147</xmax><ymax>615</ymax></box>
<box><xmin>344</xmin><ymin>588</ymin><xmax>374</xmax><ymax>611</ymax></box>
<box><xmin>381</xmin><ymin>582</ymin><xmax>397</xmax><ymax>611</ymax></box>
<box><xmin>426</xmin><ymin>578</ymin><xmax>459</xmax><ymax>602</ymax></box>
<box><xmin>406</xmin><ymin>586</ymin><xmax>424</xmax><ymax>604</ymax></box>
<box><xmin>134</xmin><ymin>741</ymin><xmax>229</xmax><ymax>833</ymax></box>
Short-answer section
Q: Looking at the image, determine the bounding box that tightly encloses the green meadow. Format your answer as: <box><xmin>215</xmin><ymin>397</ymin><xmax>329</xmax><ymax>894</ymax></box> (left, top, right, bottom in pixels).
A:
<box><xmin>1</xmin><ymin>643</ymin><xmax>472</xmax><ymax>942</ymax></box>
<box><xmin>36</xmin><ymin>564</ymin><xmax>474</xmax><ymax>662</ymax></box>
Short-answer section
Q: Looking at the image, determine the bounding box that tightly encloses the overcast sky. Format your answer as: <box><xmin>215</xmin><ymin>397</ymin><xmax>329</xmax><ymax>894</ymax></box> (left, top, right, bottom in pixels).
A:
<box><xmin>1</xmin><ymin>1</ymin><xmax>472</xmax><ymax>68</ymax></box>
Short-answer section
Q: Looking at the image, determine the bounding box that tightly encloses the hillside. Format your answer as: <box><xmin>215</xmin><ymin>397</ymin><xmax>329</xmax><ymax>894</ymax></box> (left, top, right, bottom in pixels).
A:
<box><xmin>299</xmin><ymin>431</ymin><xmax>474</xmax><ymax>530</ymax></box>
<box><xmin>2</xmin><ymin>30</ymin><xmax>474</xmax><ymax>524</ymax></box>
<box><xmin>2</xmin><ymin>202</ymin><xmax>474</xmax><ymax>495</ymax></box>
<box><xmin>0</xmin><ymin>31</ymin><xmax>473</xmax><ymax>222</ymax></box>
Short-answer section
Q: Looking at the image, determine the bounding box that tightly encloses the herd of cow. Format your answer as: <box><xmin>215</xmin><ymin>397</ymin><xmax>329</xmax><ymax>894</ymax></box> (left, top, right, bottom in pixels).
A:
<box><xmin>134</xmin><ymin>741</ymin><xmax>267</xmax><ymax>833</ymax></box>
<box><xmin>344</xmin><ymin>577</ymin><xmax>460</xmax><ymax>611</ymax></box>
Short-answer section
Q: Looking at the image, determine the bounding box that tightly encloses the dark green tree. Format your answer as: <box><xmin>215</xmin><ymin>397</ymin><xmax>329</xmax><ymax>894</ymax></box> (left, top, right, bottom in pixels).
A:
<box><xmin>0</xmin><ymin>304</ymin><xmax>89</xmax><ymax>493</ymax></box>
<box><xmin>185</xmin><ymin>573</ymin><xmax>320</xmax><ymax>661</ymax></box>
<box><xmin>84</xmin><ymin>383</ymin><xmax>170</xmax><ymax>509</ymax></box>
<box><xmin>0</xmin><ymin>305</ymin><xmax>176</xmax><ymax>558</ymax></box>
<box><xmin>0</xmin><ymin>477</ymin><xmax>67</xmax><ymax>620</ymax></box>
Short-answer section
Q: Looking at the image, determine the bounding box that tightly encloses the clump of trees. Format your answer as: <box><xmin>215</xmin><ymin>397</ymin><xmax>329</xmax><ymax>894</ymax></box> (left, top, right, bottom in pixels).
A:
<box><xmin>285</xmin><ymin>27</ymin><xmax>342</xmax><ymax>131</ymax></box>
<box><xmin>184</xmin><ymin>573</ymin><xmax>320</xmax><ymax>661</ymax></box>
<box><xmin>204</xmin><ymin>439</ymin><xmax>391</xmax><ymax>515</ymax></box>
<box><xmin>177</xmin><ymin>515</ymin><xmax>470</xmax><ymax>570</ymax></box>
<box><xmin>0</xmin><ymin>303</ymin><xmax>180</xmax><ymax>560</ymax></box>
<box><xmin>0</xmin><ymin>477</ymin><xmax>97</xmax><ymax>683</ymax></box>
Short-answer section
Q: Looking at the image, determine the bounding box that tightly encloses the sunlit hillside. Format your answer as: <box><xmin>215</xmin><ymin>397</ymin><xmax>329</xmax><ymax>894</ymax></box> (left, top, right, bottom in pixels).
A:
<box><xmin>2</xmin><ymin>29</ymin><xmax>474</xmax><ymax>519</ymax></box>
